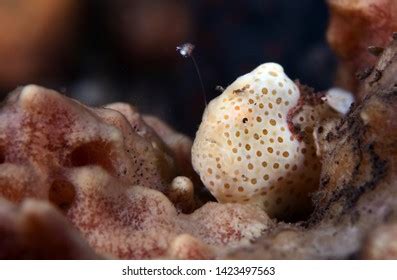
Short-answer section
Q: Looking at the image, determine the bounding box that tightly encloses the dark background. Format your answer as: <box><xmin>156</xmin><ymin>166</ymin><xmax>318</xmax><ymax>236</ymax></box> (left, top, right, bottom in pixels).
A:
<box><xmin>0</xmin><ymin>0</ymin><xmax>336</xmax><ymax>136</ymax></box>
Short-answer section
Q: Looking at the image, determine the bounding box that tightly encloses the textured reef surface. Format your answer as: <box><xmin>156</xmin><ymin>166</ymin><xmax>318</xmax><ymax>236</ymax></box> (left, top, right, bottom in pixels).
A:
<box><xmin>1</xmin><ymin>0</ymin><xmax>397</xmax><ymax>260</ymax></box>
<box><xmin>0</xmin><ymin>85</ymin><xmax>275</xmax><ymax>259</ymax></box>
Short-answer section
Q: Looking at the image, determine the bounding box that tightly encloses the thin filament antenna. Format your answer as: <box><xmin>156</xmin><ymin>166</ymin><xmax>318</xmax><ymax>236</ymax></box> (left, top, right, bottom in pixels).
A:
<box><xmin>177</xmin><ymin>43</ymin><xmax>207</xmax><ymax>106</ymax></box>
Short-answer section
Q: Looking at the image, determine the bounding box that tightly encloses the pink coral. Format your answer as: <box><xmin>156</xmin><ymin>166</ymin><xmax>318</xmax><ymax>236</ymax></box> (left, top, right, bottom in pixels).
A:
<box><xmin>0</xmin><ymin>85</ymin><xmax>272</xmax><ymax>259</ymax></box>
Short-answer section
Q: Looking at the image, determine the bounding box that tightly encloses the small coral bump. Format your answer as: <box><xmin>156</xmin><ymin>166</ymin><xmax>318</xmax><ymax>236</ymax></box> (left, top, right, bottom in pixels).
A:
<box><xmin>324</xmin><ymin>87</ymin><xmax>355</xmax><ymax>115</ymax></box>
<box><xmin>167</xmin><ymin>176</ymin><xmax>195</xmax><ymax>213</ymax></box>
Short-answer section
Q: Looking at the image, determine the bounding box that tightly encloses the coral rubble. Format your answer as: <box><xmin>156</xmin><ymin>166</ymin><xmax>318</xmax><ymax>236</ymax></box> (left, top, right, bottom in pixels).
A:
<box><xmin>327</xmin><ymin>0</ymin><xmax>397</xmax><ymax>98</ymax></box>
